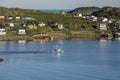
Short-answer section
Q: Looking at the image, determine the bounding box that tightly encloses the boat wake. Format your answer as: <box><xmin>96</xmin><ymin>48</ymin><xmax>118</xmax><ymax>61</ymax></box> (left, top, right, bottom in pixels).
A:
<box><xmin>0</xmin><ymin>51</ymin><xmax>50</xmax><ymax>55</ymax></box>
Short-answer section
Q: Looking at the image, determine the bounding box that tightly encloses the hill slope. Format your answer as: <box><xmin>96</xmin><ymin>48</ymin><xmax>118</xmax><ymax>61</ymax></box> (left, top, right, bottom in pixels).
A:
<box><xmin>0</xmin><ymin>6</ymin><xmax>39</xmax><ymax>16</ymax></box>
<box><xmin>68</xmin><ymin>7</ymin><xmax>100</xmax><ymax>15</ymax></box>
<box><xmin>91</xmin><ymin>6</ymin><xmax>120</xmax><ymax>19</ymax></box>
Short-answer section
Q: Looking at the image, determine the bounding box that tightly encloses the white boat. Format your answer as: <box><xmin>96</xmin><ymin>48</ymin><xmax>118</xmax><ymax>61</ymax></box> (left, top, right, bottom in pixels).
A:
<box><xmin>52</xmin><ymin>45</ymin><xmax>63</xmax><ymax>53</ymax></box>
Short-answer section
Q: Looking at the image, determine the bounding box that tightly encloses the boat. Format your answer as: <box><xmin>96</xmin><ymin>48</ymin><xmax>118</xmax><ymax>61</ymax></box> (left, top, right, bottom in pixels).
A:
<box><xmin>52</xmin><ymin>45</ymin><xmax>63</xmax><ymax>53</ymax></box>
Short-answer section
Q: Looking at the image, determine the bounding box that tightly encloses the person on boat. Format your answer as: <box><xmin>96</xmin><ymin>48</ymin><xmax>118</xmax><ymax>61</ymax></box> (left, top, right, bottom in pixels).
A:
<box><xmin>54</xmin><ymin>47</ymin><xmax>61</xmax><ymax>52</ymax></box>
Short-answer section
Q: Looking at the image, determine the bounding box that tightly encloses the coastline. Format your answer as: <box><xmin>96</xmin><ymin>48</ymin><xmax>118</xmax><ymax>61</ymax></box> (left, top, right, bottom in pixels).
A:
<box><xmin>0</xmin><ymin>31</ymin><xmax>102</xmax><ymax>42</ymax></box>
<box><xmin>0</xmin><ymin>29</ymin><xmax>114</xmax><ymax>42</ymax></box>
<box><xmin>0</xmin><ymin>58</ymin><xmax>4</xmax><ymax>62</ymax></box>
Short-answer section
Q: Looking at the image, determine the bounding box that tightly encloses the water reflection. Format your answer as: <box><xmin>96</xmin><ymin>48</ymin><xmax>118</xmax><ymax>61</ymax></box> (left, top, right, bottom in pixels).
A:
<box><xmin>99</xmin><ymin>38</ymin><xmax>108</xmax><ymax>42</ymax></box>
<box><xmin>18</xmin><ymin>40</ymin><xmax>26</xmax><ymax>43</ymax></box>
<box><xmin>0</xmin><ymin>41</ymin><xmax>6</xmax><ymax>44</ymax></box>
<box><xmin>54</xmin><ymin>52</ymin><xmax>62</xmax><ymax>57</ymax></box>
<box><xmin>115</xmin><ymin>37</ymin><xmax>120</xmax><ymax>41</ymax></box>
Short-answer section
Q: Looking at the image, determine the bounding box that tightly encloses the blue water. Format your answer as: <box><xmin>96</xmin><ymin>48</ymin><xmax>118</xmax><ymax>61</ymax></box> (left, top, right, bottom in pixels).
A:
<box><xmin>0</xmin><ymin>40</ymin><xmax>120</xmax><ymax>80</ymax></box>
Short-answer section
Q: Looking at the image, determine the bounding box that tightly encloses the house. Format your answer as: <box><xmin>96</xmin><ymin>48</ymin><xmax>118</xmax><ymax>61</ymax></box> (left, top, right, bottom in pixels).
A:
<box><xmin>53</xmin><ymin>22</ymin><xmax>58</xmax><ymax>26</ymax></box>
<box><xmin>6</xmin><ymin>23</ymin><xmax>14</xmax><ymax>27</ymax></box>
<box><xmin>92</xmin><ymin>17</ymin><xmax>98</xmax><ymax>21</ymax></box>
<box><xmin>97</xmin><ymin>23</ymin><xmax>107</xmax><ymax>30</ymax></box>
<box><xmin>0</xmin><ymin>28</ymin><xmax>6</xmax><ymax>35</ymax></box>
<box><xmin>38</xmin><ymin>22</ymin><xmax>46</xmax><ymax>27</ymax></box>
<box><xmin>15</xmin><ymin>16</ymin><xmax>21</xmax><ymax>19</ymax></box>
<box><xmin>6</xmin><ymin>16</ymin><xmax>13</xmax><ymax>20</ymax></box>
<box><xmin>90</xmin><ymin>16</ymin><xmax>98</xmax><ymax>21</ymax></box>
<box><xmin>16</xmin><ymin>29</ymin><xmax>26</xmax><ymax>34</ymax></box>
<box><xmin>100</xmin><ymin>17</ymin><xmax>108</xmax><ymax>22</ymax></box>
<box><xmin>57</xmin><ymin>24</ymin><xmax>64</xmax><ymax>29</ymax></box>
<box><xmin>113</xmin><ymin>32</ymin><xmax>120</xmax><ymax>40</ymax></box>
<box><xmin>23</xmin><ymin>17</ymin><xmax>32</xmax><ymax>20</ymax></box>
<box><xmin>27</xmin><ymin>25</ymin><xmax>37</xmax><ymax>29</ymax></box>
<box><xmin>115</xmin><ymin>20</ymin><xmax>120</xmax><ymax>30</ymax></box>
<box><xmin>117</xmin><ymin>24</ymin><xmax>120</xmax><ymax>30</ymax></box>
<box><xmin>0</xmin><ymin>16</ymin><xmax>5</xmax><ymax>19</ymax></box>
<box><xmin>60</xmin><ymin>10</ymin><xmax>66</xmax><ymax>15</ymax></box>
<box><xmin>74</xmin><ymin>13</ymin><xmax>82</xmax><ymax>17</ymax></box>
<box><xmin>23</xmin><ymin>24</ymin><xmax>27</xmax><ymax>28</ymax></box>
<box><xmin>52</xmin><ymin>22</ymin><xmax>64</xmax><ymax>29</ymax></box>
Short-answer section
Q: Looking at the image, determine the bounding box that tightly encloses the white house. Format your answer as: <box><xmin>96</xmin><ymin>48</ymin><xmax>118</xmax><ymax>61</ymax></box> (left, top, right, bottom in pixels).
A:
<box><xmin>17</xmin><ymin>29</ymin><xmax>26</xmax><ymax>34</ymax></box>
<box><xmin>23</xmin><ymin>17</ymin><xmax>32</xmax><ymax>20</ymax></box>
<box><xmin>0</xmin><ymin>16</ymin><xmax>5</xmax><ymax>19</ymax></box>
<box><xmin>90</xmin><ymin>16</ymin><xmax>98</xmax><ymax>21</ymax></box>
<box><xmin>74</xmin><ymin>13</ymin><xmax>82</xmax><ymax>17</ymax></box>
<box><xmin>77</xmin><ymin>13</ymin><xmax>82</xmax><ymax>17</ymax></box>
<box><xmin>97</xmin><ymin>23</ymin><xmax>107</xmax><ymax>30</ymax></box>
<box><xmin>100</xmin><ymin>17</ymin><xmax>108</xmax><ymax>22</ymax></box>
<box><xmin>15</xmin><ymin>16</ymin><xmax>21</xmax><ymax>19</ymax></box>
<box><xmin>38</xmin><ymin>22</ymin><xmax>46</xmax><ymax>27</ymax></box>
<box><xmin>0</xmin><ymin>28</ymin><xmax>6</xmax><ymax>35</ymax></box>
<box><xmin>27</xmin><ymin>25</ymin><xmax>37</xmax><ymax>29</ymax></box>
<box><xmin>23</xmin><ymin>24</ymin><xmax>27</xmax><ymax>28</ymax></box>
<box><xmin>6</xmin><ymin>16</ymin><xmax>13</xmax><ymax>20</ymax></box>
<box><xmin>60</xmin><ymin>10</ymin><xmax>66</xmax><ymax>15</ymax></box>
<box><xmin>6</xmin><ymin>23</ymin><xmax>15</xmax><ymax>27</ymax></box>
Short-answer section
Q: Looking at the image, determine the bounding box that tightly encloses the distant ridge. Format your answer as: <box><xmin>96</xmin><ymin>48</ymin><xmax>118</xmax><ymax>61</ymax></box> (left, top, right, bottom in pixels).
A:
<box><xmin>68</xmin><ymin>7</ymin><xmax>100</xmax><ymax>15</ymax></box>
<box><xmin>0</xmin><ymin>6</ymin><xmax>119</xmax><ymax>19</ymax></box>
<box><xmin>0</xmin><ymin>6</ymin><xmax>39</xmax><ymax>16</ymax></box>
<box><xmin>39</xmin><ymin>9</ymin><xmax>71</xmax><ymax>13</ymax></box>
<box><xmin>68</xmin><ymin>6</ymin><xmax>120</xmax><ymax>19</ymax></box>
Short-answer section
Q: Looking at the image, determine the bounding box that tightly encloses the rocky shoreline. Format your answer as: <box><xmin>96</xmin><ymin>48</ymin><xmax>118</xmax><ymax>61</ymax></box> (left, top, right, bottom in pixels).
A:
<box><xmin>0</xmin><ymin>58</ymin><xmax>4</xmax><ymax>62</ymax></box>
<box><xmin>0</xmin><ymin>34</ymin><xmax>99</xmax><ymax>41</ymax></box>
<box><xmin>0</xmin><ymin>31</ymin><xmax>113</xmax><ymax>41</ymax></box>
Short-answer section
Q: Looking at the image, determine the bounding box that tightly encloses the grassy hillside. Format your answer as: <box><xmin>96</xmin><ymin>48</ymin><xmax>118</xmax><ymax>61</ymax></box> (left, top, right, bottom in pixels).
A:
<box><xmin>0</xmin><ymin>6</ymin><xmax>39</xmax><ymax>16</ymax></box>
<box><xmin>0</xmin><ymin>6</ymin><xmax>96</xmax><ymax>31</ymax></box>
<box><xmin>91</xmin><ymin>6</ymin><xmax>120</xmax><ymax>19</ymax></box>
<box><xmin>68</xmin><ymin>7</ymin><xmax>100</xmax><ymax>15</ymax></box>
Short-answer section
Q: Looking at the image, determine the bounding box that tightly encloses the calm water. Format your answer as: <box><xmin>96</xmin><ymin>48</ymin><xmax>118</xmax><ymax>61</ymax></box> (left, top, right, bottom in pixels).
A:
<box><xmin>0</xmin><ymin>40</ymin><xmax>120</xmax><ymax>80</ymax></box>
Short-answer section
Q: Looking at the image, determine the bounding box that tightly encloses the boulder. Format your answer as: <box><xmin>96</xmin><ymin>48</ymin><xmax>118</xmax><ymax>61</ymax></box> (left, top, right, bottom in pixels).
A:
<box><xmin>0</xmin><ymin>58</ymin><xmax>4</xmax><ymax>62</ymax></box>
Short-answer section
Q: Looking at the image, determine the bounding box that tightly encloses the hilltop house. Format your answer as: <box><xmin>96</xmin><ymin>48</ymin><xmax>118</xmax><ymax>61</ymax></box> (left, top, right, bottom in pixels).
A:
<box><xmin>0</xmin><ymin>28</ymin><xmax>6</xmax><ymax>35</ymax></box>
<box><xmin>15</xmin><ymin>16</ymin><xmax>21</xmax><ymax>19</ymax></box>
<box><xmin>27</xmin><ymin>25</ymin><xmax>37</xmax><ymax>29</ymax></box>
<box><xmin>16</xmin><ymin>29</ymin><xmax>26</xmax><ymax>34</ymax></box>
<box><xmin>38</xmin><ymin>22</ymin><xmax>46</xmax><ymax>27</ymax></box>
<box><xmin>97</xmin><ymin>23</ymin><xmax>107</xmax><ymax>30</ymax></box>
<box><xmin>60</xmin><ymin>10</ymin><xmax>66</xmax><ymax>15</ymax></box>
<box><xmin>74</xmin><ymin>13</ymin><xmax>82</xmax><ymax>17</ymax></box>
<box><xmin>90</xmin><ymin>16</ymin><xmax>98</xmax><ymax>21</ymax></box>
<box><xmin>52</xmin><ymin>22</ymin><xmax>64</xmax><ymax>29</ymax></box>
<box><xmin>23</xmin><ymin>17</ymin><xmax>32</xmax><ymax>20</ymax></box>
